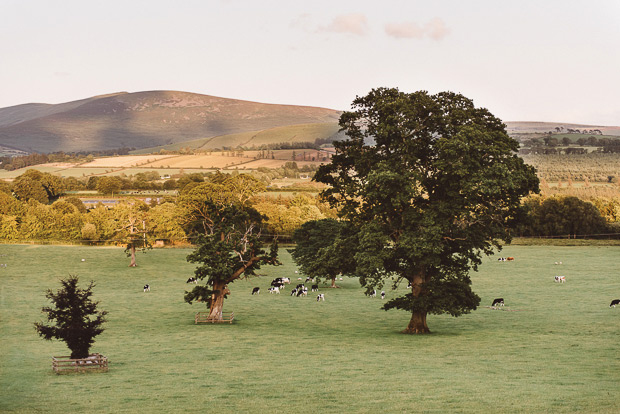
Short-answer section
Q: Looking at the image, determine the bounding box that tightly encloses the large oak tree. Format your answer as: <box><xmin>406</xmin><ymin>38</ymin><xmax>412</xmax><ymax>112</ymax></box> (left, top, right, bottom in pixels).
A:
<box><xmin>179</xmin><ymin>174</ymin><xmax>279</xmax><ymax>321</ymax></box>
<box><xmin>314</xmin><ymin>88</ymin><xmax>539</xmax><ymax>333</ymax></box>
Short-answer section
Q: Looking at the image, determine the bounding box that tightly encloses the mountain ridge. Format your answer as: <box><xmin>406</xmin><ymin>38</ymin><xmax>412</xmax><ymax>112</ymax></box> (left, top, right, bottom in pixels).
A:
<box><xmin>0</xmin><ymin>91</ymin><xmax>341</xmax><ymax>153</ymax></box>
<box><xmin>1</xmin><ymin>91</ymin><xmax>618</xmax><ymax>154</ymax></box>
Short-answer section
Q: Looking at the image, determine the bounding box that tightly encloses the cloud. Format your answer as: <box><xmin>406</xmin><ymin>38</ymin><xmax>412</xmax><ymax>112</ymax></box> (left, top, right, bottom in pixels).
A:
<box><xmin>425</xmin><ymin>18</ymin><xmax>450</xmax><ymax>41</ymax></box>
<box><xmin>384</xmin><ymin>18</ymin><xmax>449</xmax><ymax>41</ymax></box>
<box><xmin>384</xmin><ymin>22</ymin><xmax>424</xmax><ymax>39</ymax></box>
<box><xmin>319</xmin><ymin>13</ymin><xmax>369</xmax><ymax>36</ymax></box>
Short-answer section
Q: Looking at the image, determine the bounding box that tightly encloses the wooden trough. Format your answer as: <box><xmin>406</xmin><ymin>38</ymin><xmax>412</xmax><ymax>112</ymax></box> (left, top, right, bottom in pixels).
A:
<box><xmin>195</xmin><ymin>311</ymin><xmax>235</xmax><ymax>324</ymax></box>
<box><xmin>52</xmin><ymin>353</ymin><xmax>108</xmax><ymax>374</ymax></box>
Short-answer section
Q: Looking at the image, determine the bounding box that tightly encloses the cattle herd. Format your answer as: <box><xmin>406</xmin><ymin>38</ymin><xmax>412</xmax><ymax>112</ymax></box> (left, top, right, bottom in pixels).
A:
<box><xmin>171</xmin><ymin>257</ymin><xmax>620</xmax><ymax>310</ymax></box>
<box><xmin>491</xmin><ymin>256</ymin><xmax>619</xmax><ymax>309</ymax></box>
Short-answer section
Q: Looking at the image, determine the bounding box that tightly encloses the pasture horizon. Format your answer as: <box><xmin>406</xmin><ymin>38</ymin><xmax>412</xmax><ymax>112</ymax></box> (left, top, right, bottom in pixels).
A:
<box><xmin>1</xmin><ymin>244</ymin><xmax>618</xmax><ymax>413</ymax></box>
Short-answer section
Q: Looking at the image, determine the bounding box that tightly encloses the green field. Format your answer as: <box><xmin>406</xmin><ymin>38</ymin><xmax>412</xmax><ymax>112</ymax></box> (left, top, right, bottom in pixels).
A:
<box><xmin>1</xmin><ymin>245</ymin><xmax>619</xmax><ymax>413</ymax></box>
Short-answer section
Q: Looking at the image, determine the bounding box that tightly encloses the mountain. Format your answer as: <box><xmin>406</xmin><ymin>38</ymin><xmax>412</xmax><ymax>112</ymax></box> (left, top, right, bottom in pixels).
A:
<box><xmin>505</xmin><ymin>121</ymin><xmax>620</xmax><ymax>136</ymax></box>
<box><xmin>0</xmin><ymin>91</ymin><xmax>341</xmax><ymax>153</ymax></box>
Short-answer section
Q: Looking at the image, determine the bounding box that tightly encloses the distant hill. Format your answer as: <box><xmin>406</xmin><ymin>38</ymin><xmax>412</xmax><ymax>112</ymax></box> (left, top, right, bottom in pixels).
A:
<box><xmin>2</xmin><ymin>91</ymin><xmax>618</xmax><ymax>155</ymax></box>
<box><xmin>0</xmin><ymin>91</ymin><xmax>341</xmax><ymax>153</ymax></box>
<box><xmin>505</xmin><ymin>122</ymin><xmax>620</xmax><ymax>137</ymax></box>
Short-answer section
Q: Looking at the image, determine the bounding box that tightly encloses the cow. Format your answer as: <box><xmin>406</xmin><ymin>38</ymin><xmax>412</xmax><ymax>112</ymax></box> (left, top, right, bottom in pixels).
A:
<box><xmin>186</xmin><ymin>277</ymin><xmax>197</xmax><ymax>284</ymax></box>
<box><xmin>268</xmin><ymin>286</ymin><xmax>280</xmax><ymax>294</ymax></box>
<box><xmin>297</xmin><ymin>287</ymin><xmax>308</xmax><ymax>297</ymax></box>
<box><xmin>554</xmin><ymin>276</ymin><xmax>566</xmax><ymax>283</ymax></box>
<box><xmin>381</xmin><ymin>291</ymin><xmax>386</xmax><ymax>299</ymax></box>
<box><xmin>491</xmin><ymin>298</ymin><xmax>504</xmax><ymax>307</ymax></box>
<box><xmin>281</xmin><ymin>277</ymin><xmax>291</xmax><ymax>284</ymax></box>
<box><xmin>143</xmin><ymin>284</ymin><xmax>150</xmax><ymax>292</ymax></box>
<box><xmin>610</xmin><ymin>299</ymin><xmax>620</xmax><ymax>308</ymax></box>
<box><xmin>311</xmin><ymin>284</ymin><xmax>319</xmax><ymax>292</ymax></box>
<box><xmin>271</xmin><ymin>278</ymin><xmax>284</xmax><ymax>287</ymax></box>
<box><xmin>368</xmin><ymin>290</ymin><xmax>376</xmax><ymax>298</ymax></box>
<box><xmin>251</xmin><ymin>287</ymin><xmax>260</xmax><ymax>295</ymax></box>
<box><xmin>317</xmin><ymin>294</ymin><xmax>325</xmax><ymax>301</ymax></box>
<box><xmin>296</xmin><ymin>283</ymin><xmax>305</xmax><ymax>290</ymax></box>
<box><xmin>506</xmin><ymin>257</ymin><xmax>515</xmax><ymax>261</ymax></box>
<box><xmin>291</xmin><ymin>288</ymin><xmax>298</xmax><ymax>296</ymax></box>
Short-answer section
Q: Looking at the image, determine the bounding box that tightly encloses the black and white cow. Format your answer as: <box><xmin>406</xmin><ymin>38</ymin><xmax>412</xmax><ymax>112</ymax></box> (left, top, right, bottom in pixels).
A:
<box><xmin>143</xmin><ymin>284</ymin><xmax>150</xmax><ymax>292</ymax></box>
<box><xmin>251</xmin><ymin>287</ymin><xmax>260</xmax><ymax>295</ymax></box>
<box><xmin>291</xmin><ymin>288</ymin><xmax>298</xmax><ymax>296</ymax></box>
<box><xmin>311</xmin><ymin>284</ymin><xmax>319</xmax><ymax>292</ymax></box>
<box><xmin>491</xmin><ymin>298</ymin><xmax>504</xmax><ymax>307</ymax></box>
<box><xmin>610</xmin><ymin>299</ymin><xmax>620</xmax><ymax>308</ymax></box>
<box><xmin>368</xmin><ymin>290</ymin><xmax>377</xmax><ymax>298</ymax></box>
<box><xmin>186</xmin><ymin>277</ymin><xmax>197</xmax><ymax>284</ymax></box>
<box><xmin>317</xmin><ymin>294</ymin><xmax>325</xmax><ymax>301</ymax></box>
<box><xmin>268</xmin><ymin>286</ymin><xmax>280</xmax><ymax>294</ymax></box>
<box><xmin>381</xmin><ymin>291</ymin><xmax>386</xmax><ymax>299</ymax></box>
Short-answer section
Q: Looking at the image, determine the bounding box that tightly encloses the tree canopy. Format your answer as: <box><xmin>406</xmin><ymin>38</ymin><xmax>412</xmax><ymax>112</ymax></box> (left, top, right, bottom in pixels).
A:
<box><xmin>314</xmin><ymin>88</ymin><xmax>540</xmax><ymax>333</ymax></box>
<box><xmin>291</xmin><ymin>218</ymin><xmax>357</xmax><ymax>287</ymax></box>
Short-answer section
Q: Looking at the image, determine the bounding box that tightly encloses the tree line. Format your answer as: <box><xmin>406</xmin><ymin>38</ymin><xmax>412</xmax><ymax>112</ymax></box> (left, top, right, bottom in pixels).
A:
<box><xmin>0</xmin><ymin>169</ymin><xmax>336</xmax><ymax>244</ymax></box>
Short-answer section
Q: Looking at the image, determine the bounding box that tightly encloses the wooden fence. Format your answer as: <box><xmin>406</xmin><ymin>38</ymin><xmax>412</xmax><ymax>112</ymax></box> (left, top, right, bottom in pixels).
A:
<box><xmin>195</xmin><ymin>311</ymin><xmax>235</xmax><ymax>324</ymax></box>
<box><xmin>52</xmin><ymin>353</ymin><xmax>108</xmax><ymax>374</ymax></box>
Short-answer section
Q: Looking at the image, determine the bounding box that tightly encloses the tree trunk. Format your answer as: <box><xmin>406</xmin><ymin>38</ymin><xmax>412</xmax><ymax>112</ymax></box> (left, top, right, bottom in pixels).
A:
<box><xmin>207</xmin><ymin>283</ymin><xmax>230</xmax><ymax>321</ymax></box>
<box><xmin>403</xmin><ymin>271</ymin><xmax>431</xmax><ymax>334</ymax></box>
<box><xmin>129</xmin><ymin>244</ymin><xmax>137</xmax><ymax>267</ymax></box>
<box><xmin>403</xmin><ymin>310</ymin><xmax>430</xmax><ymax>334</ymax></box>
<box><xmin>330</xmin><ymin>277</ymin><xmax>338</xmax><ymax>288</ymax></box>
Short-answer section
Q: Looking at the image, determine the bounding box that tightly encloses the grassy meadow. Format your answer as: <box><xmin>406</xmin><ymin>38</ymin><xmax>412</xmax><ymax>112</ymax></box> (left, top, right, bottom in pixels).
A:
<box><xmin>1</xmin><ymin>245</ymin><xmax>619</xmax><ymax>413</ymax></box>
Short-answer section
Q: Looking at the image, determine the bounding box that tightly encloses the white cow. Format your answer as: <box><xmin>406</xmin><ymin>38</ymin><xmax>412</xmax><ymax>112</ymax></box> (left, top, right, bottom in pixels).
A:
<box><xmin>554</xmin><ymin>276</ymin><xmax>566</xmax><ymax>283</ymax></box>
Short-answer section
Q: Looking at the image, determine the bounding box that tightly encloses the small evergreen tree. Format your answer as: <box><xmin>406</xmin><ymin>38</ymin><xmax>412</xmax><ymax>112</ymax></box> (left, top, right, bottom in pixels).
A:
<box><xmin>34</xmin><ymin>276</ymin><xmax>108</xmax><ymax>359</ymax></box>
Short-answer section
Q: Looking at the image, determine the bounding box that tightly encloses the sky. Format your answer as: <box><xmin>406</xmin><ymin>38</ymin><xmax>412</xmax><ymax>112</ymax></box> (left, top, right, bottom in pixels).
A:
<box><xmin>1</xmin><ymin>0</ymin><xmax>619</xmax><ymax>125</ymax></box>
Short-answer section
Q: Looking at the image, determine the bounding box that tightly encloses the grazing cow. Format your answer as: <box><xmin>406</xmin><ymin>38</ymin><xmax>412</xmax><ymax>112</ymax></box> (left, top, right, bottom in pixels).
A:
<box><xmin>554</xmin><ymin>276</ymin><xmax>566</xmax><ymax>283</ymax></box>
<box><xmin>296</xmin><ymin>283</ymin><xmax>305</xmax><ymax>290</ymax></box>
<box><xmin>186</xmin><ymin>277</ymin><xmax>197</xmax><ymax>284</ymax></box>
<box><xmin>291</xmin><ymin>288</ymin><xmax>298</xmax><ymax>296</ymax></box>
<box><xmin>368</xmin><ymin>290</ymin><xmax>376</xmax><ymax>298</ymax></box>
<box><xmin>271</xmin><ymin>278</ymin><xmax>283</xmax><ymax>287</ymax></box>
<box><xmin>317</xmin><ymin>294</ymin><xmax>325</xmax><ymax>301</ymax></box>
<box><xmin>305</xmin><ymin>277</ymin><xmax>314</xmax><ymax>283</ymax></box>
<box><xmin>311</xmin><ymin>284</ymin><xmax>319</xmax><ymax>292</ymax></box>
<box><xmin>251</xmin><ymin>287</ymin><xmax>260</xmax><ymax>295</ymax></box>
<box><xmin>381</xmin><ymin>291</ymin><xmax>386</xmax><ymax>299</ymax></box>
<box><xmin>143</xmin><ymin>284</ymin><xmax>150</xmax><ymax>292</ymax></box>
<box><xmin>268</xmin><ymin>286</ymin><xmax>280</xmax><ymax>294</ymax></box>
<box><xmin>297</xmin><ymin>287</ymin><xmax>308</xmax><ymax>297</ymax></box>
<box><xmin>506</xmin><ymin>257</ymin><xmax>515</xmax><ymax>261</ymax></box>
<box><xmin>282</xmin><ymin>277</ymin><xmax>291</xmax><ymax>284</ymax></box>
<box><xmin>610</xmin><ymin>299</ymin><xmax>620</xmax><ymax>308</ymax></box>
<box><xmin>297</xmin><ymin>277</ymin><xmax>303</xmax><ymax>281</ymax></box>
<box><xmin>339</xmin><ymin>277</ymin><xmax>343</xmax><ymax>281</ymax></box>
<box><xmin>498</xmin><ymin>257</ymin><xmax>506</xmax><ymax>262</ymax></box>
<box><xmin>491</xmin><ymin>298</ymin><xmax>504</xmax><ymax>307</ymax></box>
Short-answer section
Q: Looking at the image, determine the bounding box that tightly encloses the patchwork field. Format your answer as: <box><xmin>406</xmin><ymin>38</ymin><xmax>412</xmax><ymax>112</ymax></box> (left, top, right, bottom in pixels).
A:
<box><xmin>0</xmin><ymin>245</ymin><xmax>619</xmax><ymax>413</ymax></box>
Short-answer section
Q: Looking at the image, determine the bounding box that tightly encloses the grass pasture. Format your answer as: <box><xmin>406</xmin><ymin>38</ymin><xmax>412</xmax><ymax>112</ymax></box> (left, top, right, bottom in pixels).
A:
<box><xmin>1</xmin><ymin>245</ymin><xmax>619</xmax><ymax>413</ymax></box>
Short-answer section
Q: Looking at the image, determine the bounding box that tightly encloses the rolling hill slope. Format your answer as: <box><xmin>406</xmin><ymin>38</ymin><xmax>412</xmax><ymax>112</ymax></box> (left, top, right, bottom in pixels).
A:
<box><xmin>0</xmin><ymin>91</ymin><xmax>341</xmax><ymax>153</ymax></box>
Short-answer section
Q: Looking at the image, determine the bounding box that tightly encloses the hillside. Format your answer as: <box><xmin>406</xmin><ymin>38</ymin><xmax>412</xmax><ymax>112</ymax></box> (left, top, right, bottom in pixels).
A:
<box><xmin>0</xmin><ymin>91</ymin><xmax>341</xmax><ymax>153</ymax></box>
<box><xmin>505</xmin><ymin>121</ymin><xmax>620</xmax><ymax>138</ymax></box>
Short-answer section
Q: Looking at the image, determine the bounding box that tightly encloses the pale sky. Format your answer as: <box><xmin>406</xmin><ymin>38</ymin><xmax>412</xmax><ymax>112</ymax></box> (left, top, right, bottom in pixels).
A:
<box><xmin>1</xmin><ymin>0</ymin><xmax>619</xmax><ymax>125</ymax></box>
